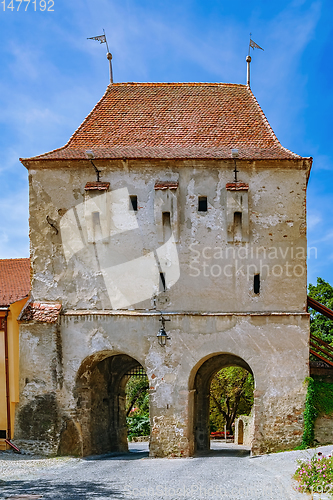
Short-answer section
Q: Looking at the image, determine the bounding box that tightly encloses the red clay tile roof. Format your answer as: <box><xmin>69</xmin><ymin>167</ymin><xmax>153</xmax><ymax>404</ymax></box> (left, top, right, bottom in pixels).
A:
<box><xmin>226</xmin><ymin>182</ymin><xmax>249</xmax><ymax>191</ymax></box>
<box><xmin>21</xmin><ymin>83</ymin><xmax>303</xmax><ymax>162</ymax></box>
<box><xmin>0</xmin><ymin>258</ymin><xmax>30</xmax><ymax>307</ymax></box>
<box><xmin>154</xmin><ymin>181</ymin><xmax>178</xmax><ymax>190</ymax></box>
<box><xmin>84</xmin><ymin>181</ymin><xmax>110</xmax><ymax>191</ymax></box>
<box><xmin>19</xmin><ymin>302</ymin><xmax>61</xmax><ymax>323</ymax></box>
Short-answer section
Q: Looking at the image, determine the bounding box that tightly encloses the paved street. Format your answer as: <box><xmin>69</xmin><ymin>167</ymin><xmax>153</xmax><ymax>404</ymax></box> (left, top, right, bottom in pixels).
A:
<box><xmin>1</xmin><ymin>442</ymin><xmax>331</xmax><ymax>500</ymax></box>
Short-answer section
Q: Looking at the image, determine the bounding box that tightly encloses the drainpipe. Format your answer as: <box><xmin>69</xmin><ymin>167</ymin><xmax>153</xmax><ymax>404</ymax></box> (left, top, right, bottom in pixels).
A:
<box><xmin>3</xmin><ymin>309</ymin><xmax>11</xmax><ymax>440</ymax></box>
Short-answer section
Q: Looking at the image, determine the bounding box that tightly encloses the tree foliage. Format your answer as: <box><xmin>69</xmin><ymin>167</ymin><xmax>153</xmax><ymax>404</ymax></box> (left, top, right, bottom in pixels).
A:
<box><xmin>125</xmin><ymin>375</ymin><xmax>150</xmax><ymax>439</ymax></box>
<box><xmin>209</xmin><ymin>366</ymin><xmax>254</xmax><ymax>434</ymax></box>
<box><xmin>308</xmin><ymin>277</ymin><xmax>333</xmax><ymax>345</ymax></box>
<box><xmin>308</xmin><ymin>278</ymin><xmax>333</xmax><ymax>363</ymax></box>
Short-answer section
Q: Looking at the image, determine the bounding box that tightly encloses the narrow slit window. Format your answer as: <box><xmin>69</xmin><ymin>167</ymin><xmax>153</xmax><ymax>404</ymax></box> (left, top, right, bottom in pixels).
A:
<box><xmin>234</xmin><ymin>211</ymin><xmax>242</xmax><ymax>242</ymax></box>
<box><xmin>92</xmin><ymin>211</ymin><xmax>102</xmax><ymax>242</ymax></box>
<box><xmin>92</xmin><ymin>211</ymin><xmax>100</xmax><ymax>225</ymax></box>
<box><xmin>159</xmin><ymin>272</ymin><xmax>166</xmax><ymax>292</ymax></box>
<box><xmin>162</xmin><ymin>211</ymin><xmax>171</xmax><ymax>242</ymax></box>
<box><xmin>254</xmin><ymin>274</ymin><xmax>260</xmax><ymax>294</ymax></box>
<box><xmin>198</xmin><ymin>196</ymin><xmax>207</xmax><ymax>212</ymax></box>
<box><xmin>129</xmin><ymin>195</ymin><xmax>138</xmax><ymax>211</ymax></box>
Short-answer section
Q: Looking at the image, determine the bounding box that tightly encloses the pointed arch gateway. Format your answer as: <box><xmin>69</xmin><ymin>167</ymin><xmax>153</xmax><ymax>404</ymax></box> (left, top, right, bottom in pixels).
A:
<box><xmin>190</xmin><ymin>353</ymin><xmax>254</xmax><ymax>453</ymax></box>
<box><xmin>74</xmin><ymin>352</ymin><xmax>147</xmax><ymax>456</ymax></box>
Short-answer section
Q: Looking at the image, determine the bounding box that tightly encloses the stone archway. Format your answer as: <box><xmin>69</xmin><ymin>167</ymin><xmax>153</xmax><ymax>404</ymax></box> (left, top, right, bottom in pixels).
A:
<box><xmin>74</xmin><ymin>352</ymin><xmax>146</xmax><ymax>456</ymax></box>
<box><xmin>190</xmin><ymin>353</ymin><xmax>254</xmax><ymax>453</ymax></box>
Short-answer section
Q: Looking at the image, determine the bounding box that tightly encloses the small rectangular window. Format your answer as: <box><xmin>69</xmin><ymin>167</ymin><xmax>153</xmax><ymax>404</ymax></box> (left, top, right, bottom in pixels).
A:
<box><xmin>162</xmin><ymin>212</ymin><xmax>171</xmax><ymax>242</ymax></box>
<box><xmin>92</xmin><ymin>211</ymin><xmax>100</xmax><ymax>226</ymax></box>
<box><xmin>234</xmin><ymin>212</ymin><xmax>242</xmax><ymax>242</ymax></box>
<box><xmin>198</xmin><ymin>196</ymin><xmax>207</xmax><ymax>212</ymax></box>
<box><xmin>129</xmin><ymin>195</ymin><xmax>138</xmax><ymax>211</ymax></box>
<box><xmin>254</xmin><ymin>274</ymin><xmax>260</xmax><ymax>294</ymax></box>
<box><xmin>0</xmin><ymin>430</ymin><xmax>6</xmax><ymax>439</ymax></box>
<box><xmin>159</xmin><ymin>272</ymin><xmax>166</xmax><ymax>292</ymax></box>
<box><xmin>92</xmin><ymin>211</ymin><xmax>102</xmax><ymax>242</ymax></box>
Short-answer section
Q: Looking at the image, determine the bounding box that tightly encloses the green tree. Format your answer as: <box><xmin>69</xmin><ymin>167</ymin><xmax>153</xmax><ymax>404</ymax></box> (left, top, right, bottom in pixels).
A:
<box><xmin>308</xmin><ymin>277</ymin><xmax>333</xmax><ymax>345</ymax></box>
<box><xmin>125</xmin><ymin>375</ymin><xmax>150</xmax><ymax>439</ymax></box>
<box><xmin>126</xmin><ymin>376</ymin><xmax>149</xmax><ymax>417</ymax></box>
<box><xmin>209</xmin><ymin>366</ymin><xmax>254</xmax><ymax>434</ymax></box>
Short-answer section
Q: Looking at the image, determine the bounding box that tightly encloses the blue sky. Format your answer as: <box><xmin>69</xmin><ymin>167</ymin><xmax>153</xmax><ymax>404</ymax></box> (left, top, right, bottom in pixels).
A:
<box><xmin>0</xmin><ymin>0</ymin><xmax>332</xmax><ymax>286</ymax></box>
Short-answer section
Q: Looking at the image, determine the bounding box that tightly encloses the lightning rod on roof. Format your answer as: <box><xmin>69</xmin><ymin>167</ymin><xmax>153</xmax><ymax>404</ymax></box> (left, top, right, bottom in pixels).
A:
<box><xmin>87</xmin><ymin>29</ymin><xmax>113</xmax><ymax>84</ymax></box>
<box><xmin>246</xmin><ymin>33</ymin><xmax>264</xmax><ymax>88</ymax></box>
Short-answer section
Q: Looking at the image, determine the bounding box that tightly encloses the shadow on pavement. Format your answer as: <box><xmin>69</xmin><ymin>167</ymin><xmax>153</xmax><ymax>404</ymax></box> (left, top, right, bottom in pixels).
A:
<box><xmin>84</xmin><ymin>448</ymin><xmax>149</xmax><ymax>461</ymax></box>
<box><xmin>195</xmin><ymin>448</ymin><xmax>251</xmax><ymax>458</ymax></box>
<box><xmin>0</xmin><ymin>480</ymin><xmax>126</xmax><ymax>499</ymax></box>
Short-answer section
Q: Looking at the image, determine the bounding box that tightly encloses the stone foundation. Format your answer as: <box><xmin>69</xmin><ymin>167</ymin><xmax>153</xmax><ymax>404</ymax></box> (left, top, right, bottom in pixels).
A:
<box><xmin>150</xmin><ymin>415</ymin><xmax>190</xmax><ymax>457</ymax></box>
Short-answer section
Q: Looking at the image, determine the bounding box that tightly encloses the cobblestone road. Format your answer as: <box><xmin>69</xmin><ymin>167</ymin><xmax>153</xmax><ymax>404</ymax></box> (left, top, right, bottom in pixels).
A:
<box><xmin>1</xmin><ymin>442</ymin><xmax>332</xmax><ymax>500</ymax></box>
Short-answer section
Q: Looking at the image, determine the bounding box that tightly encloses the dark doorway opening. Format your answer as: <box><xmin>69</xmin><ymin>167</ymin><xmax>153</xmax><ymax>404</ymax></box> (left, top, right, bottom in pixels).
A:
<box><xmin>210</xmin><ymin>366</ymin><xmax>253</xmax><ymax>441</ymax></box>
<box><xmin>75</xmin><ymin>354</ymin><xmax>148</xmax><ymax>457</ymax></box>
<box><xmin>125</xmin><ymin>365</ymin><xmax>150</xmax><ymax>443</ymax></box>
<box><xmin>192</xmin><ymin>354</ymin><xmax>254</xmax><ymax>454</ymax></box>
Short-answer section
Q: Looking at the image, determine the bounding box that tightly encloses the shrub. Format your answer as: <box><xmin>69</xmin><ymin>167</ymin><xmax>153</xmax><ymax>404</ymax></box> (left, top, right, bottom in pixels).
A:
<box><xmin>126</xmin><ymin>414</ymin><xmax>150</xmax><ymax>440</ymax></box>
<box><xmin>298</xmin><ymin>377</ymin><xmax>318</xmax><ymax>449</ymax></box>
<box><xmin>299</xmin><ymin>377</ymin><xmax>333</xmax><ymax>450</ymax></box>
<box><xmin>294</xmin><ymin>451</ymin><xmax>333</xmax><ymax>496</ymax></box>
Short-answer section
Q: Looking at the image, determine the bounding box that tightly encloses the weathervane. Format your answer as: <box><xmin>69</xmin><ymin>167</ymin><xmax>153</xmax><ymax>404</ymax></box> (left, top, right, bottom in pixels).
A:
<box><xmin>88</xmin><ymin>29</ymin><xmax>113</xmax><ymax>84</ymax></box>
<box><xmin>246</xmin><ymin>33</ymin><xmax>264</xmax><ymax>87</ymax></box>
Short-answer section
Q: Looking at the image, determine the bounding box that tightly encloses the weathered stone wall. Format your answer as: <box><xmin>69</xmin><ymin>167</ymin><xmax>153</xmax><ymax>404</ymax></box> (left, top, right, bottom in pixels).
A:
<box><xmin>14</xmin><ymin>322</ymin><xmax>62</xmax><ymax>455</ymax></box>
<box><xmin>26</xmin><ymin>159</ymin><xmax>310</xmax><ymax>312</ymax></box>
<box><xmin>235</xmin><ymin>410</ymin><xmax>254</xmax><ymax>447</ymax></box>
<box><xmin>16</xmin><ymin>312</ymin><xmax>309</xmax><ymax>456</ymax></box>
<box><xmin>314</xmin><ymin>416</ymin><xmax>333</xmax><ymax>445</ymax></box>
<box><xmin>15</xmin><ymin>158</ymin><xmax>311</xmax><ymax>457</ymax></box>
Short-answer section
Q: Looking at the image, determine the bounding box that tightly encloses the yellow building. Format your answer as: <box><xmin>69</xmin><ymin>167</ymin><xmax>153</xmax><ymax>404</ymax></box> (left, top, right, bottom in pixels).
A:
<box><xmin>0</xmin><ymin>258</ymin><xmax>30</xmax><ymax>450</ymax></box>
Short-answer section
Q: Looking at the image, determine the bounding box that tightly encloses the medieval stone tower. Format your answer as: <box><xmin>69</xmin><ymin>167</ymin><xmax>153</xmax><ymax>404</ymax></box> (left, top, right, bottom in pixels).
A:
<box><xmin>18</xmin><ymin>82</ymin><xmax>312</xmax><ymax>457</ymax></box>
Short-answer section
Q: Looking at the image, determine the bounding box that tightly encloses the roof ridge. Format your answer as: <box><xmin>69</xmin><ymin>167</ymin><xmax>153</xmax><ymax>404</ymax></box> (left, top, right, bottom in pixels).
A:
<box><xmin>0</xmin><ymin>257</ymin><xmax>30</xmax><ymax>262</ymax></box>
<box><xmin>110</xmin><ymin>82</ymin><xmax>247</xmax><ymax>87</ymax></box>
<box><xmin>246</xmin><ymin>86</ymin><xmax>301</xmax><ymax>159</ymax></box>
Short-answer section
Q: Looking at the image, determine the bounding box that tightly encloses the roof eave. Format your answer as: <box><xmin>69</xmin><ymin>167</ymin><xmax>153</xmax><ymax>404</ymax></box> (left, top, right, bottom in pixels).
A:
<box><xmin>20</xmin><ymin>155</ymin><xmax>308</xmax><ymax>166</ymax></box>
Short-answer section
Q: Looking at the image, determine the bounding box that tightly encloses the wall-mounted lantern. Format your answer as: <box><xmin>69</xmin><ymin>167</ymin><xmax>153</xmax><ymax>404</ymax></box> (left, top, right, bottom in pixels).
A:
<box><xmin>157</xmin><ymin>314</ymin><xmax>170</xmax><ymax>346</ymax></box>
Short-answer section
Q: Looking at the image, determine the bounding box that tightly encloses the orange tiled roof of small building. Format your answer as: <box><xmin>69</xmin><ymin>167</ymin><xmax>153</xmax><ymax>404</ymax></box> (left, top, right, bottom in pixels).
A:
<box><xmin>19</xmin><ymin>302</ymin><xmax>61</xmax><ymax>323</ymax></box>
<box><xmin>0</xmin><ymin>258</ymin><xmax>30</xmax><ymax>307</ymax></box>
<box><xmin>21</xmin><ymin>82</ymin><xmax>303</xmax><ymax>162</ymax></box>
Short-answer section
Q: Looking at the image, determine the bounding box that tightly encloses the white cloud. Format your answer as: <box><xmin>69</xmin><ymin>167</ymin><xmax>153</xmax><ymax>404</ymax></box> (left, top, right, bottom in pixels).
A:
<box><xmin>254</xmin><ymin>2</ymin><xmax>321</xmax><ymax>145</ymax></box>
<box><xmin>308</xmin><ymin>213</ymin><xmax>322</xmax><ymax>230</ymax></box>
<box><xmin>0</xmin><ymin>187</ymin><xmax>29</xmax><ymax>259</ymax></box>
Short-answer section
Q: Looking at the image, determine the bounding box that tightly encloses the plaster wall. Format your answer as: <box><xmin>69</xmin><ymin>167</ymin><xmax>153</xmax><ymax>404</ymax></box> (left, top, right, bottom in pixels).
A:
<box><xmin>235</xmin><ymin>410</ymin><xmax>254</xmax><ymax>447</ymax></box>
<box><xmin>16</xmin><ymin>312</ymin><xmax>309</xmax><ymax>456</ymax></box>
<box><xmin>0</xmin><ymin>327</ymin><xmax>6</xmax><ymax>447</ymax></box>
<box><xmin>15</xmin><ymin>158</ymin><xmax>311</xmax><ymax>456</ymax></box>
<box><xmin>0</xmin><ymin>297</ymin><xmax>28</xmax><ymax>450</ymax></box>
<box><xmin>26</xmin><ymin>159</ymin><xmax>310</xmax><ymax>312</ymax></box>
